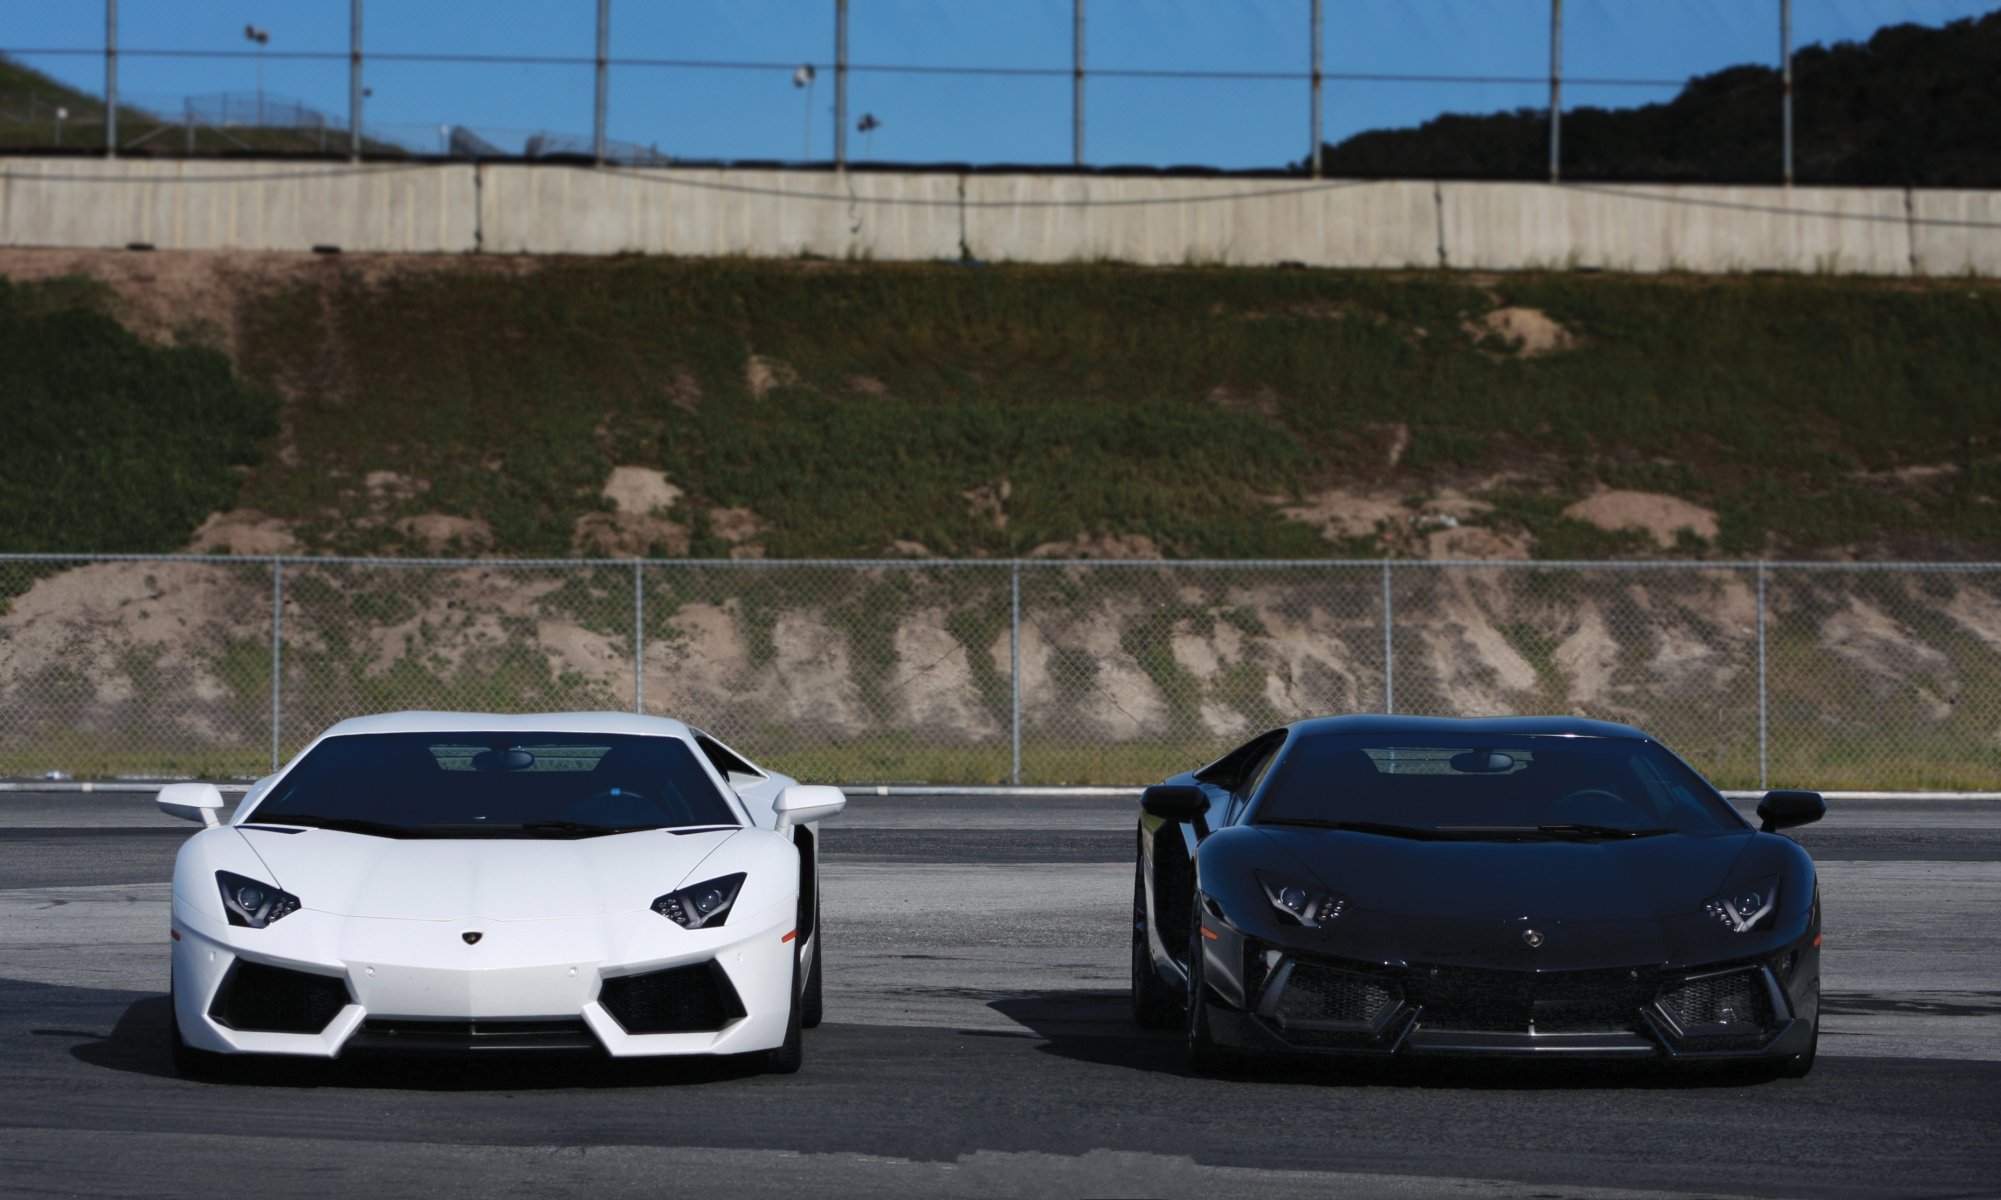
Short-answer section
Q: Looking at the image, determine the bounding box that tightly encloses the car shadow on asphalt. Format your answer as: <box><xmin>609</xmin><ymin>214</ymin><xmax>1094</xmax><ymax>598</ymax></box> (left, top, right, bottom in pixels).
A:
<box><xmin>987</xmin><ymin>989</ymin><xmax>1797</xmax><ymax>1090</ymax></box>
<box><xmin>65</xmin><ymin>991</ymin><xmax>781</xmax><ymax>1091</ymax></box>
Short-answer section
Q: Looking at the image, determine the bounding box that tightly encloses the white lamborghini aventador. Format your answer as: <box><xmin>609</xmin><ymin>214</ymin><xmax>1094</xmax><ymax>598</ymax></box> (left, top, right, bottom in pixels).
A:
<box><xmin>158</xmin><ymin>712</ymin><xmax>845</xmax><ymax>1076</ymax></box>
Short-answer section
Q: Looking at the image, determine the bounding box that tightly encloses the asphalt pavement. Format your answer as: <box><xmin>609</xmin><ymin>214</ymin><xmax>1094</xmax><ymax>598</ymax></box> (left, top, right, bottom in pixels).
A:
<box><xmin>1</xmin><ymin>791</ymin><xmax>1997</xmax><ymax>1199</ymax></box>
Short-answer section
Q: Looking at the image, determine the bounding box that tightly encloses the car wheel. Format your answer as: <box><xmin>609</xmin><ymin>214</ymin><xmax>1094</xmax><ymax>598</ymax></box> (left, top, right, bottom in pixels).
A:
<box><xmin>1131</xmin><ymin>858</ymin><xmax>1181</xmax><ymax>1029</ymax></box>
<box><xmin>765</xmin><ymin>950</ymin><xmax>805</xmax><ymax>1075</ymax></box>
<box><xmin>1185</xmin><ymin>896</ymin><xmax>1239</xmax><ymax>1076</ymax></box>
<box><xmin>1776</xmin><ymin>1019</ymin><xmax>1818</xmax><ymax>1079</ymax></box>
<box><xmin>168</xmin><ymin>983</ymin><xmax>233</xmax><ymax>1081</ymax></box>
<box><xmin>801</xmin><ymin>927</ymin><xmax>824</xmax><ymax>1030</ymax></box>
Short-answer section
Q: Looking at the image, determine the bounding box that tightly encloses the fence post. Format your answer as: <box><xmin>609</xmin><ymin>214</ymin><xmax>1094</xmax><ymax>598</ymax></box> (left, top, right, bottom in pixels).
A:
<box><xmin>1548</xmin><ymin>0</ymin><xmax>1562</xmax><ymax>183</ymax></box>
<box><xmin>834</xmin><ymin>0</ymin><xmax>849</xmax><ymax>171</ymax></box>
<box><xmin>633</xmin><ymin>559</ymin><xmax>645</xmax><ymax>714</ymax></box>
<box><xmin>1072</xmin><ymin>0</ymin><xmax>1085</xmax><ymax>168</ymax></box>
<box><xmin>270</xmin><ymin>559</ymin><xmax>283</xmax><ymax>772</ymax></box>
<box><xmin>1010</xmin><ymin>562</ymin><xmax>1022</xmax><ymax>785</ymax></box>
<box><xmin>1780</xmin><ymin>0</ymin><xmax>1793</xmax><ymax>186</ymax></box>
<box><xmin>104</xmin><ymin>0</ymin><xmax>118</xmax><ymax>158</ymax></box>
<box><xmin>349</xmin><ymin>0</ymin><xmax>363</xmax><ymax>161</ymax></box>
<box><xmin>1381</xmin><ymin>561</ymin><xmax>1395</xmax><ymax>714</ymax></box>
<box><xmin>1757</xmin><ymin>561</ymin><xmax>1769</xmax><ymax>789</ymax></box>
<box><xmin>1310</xmin><ymin>0</ymin><xmax>1323</xmax><ymax>178</ymax></box>
<box><xmin>594</xmin><ymin>0</ymin><xmax>610</xmax><ymax>166</ymax></box>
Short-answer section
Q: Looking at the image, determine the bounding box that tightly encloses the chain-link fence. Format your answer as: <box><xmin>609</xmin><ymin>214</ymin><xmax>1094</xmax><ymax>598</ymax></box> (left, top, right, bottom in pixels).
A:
<box><xmin>4</xmin><ymin>0</ymin><xmax>1993</xmax><ymax>182</ymax></box>
<box><xmin>2</xmin><ymin>555</ymin><xmax>1998</xmax><ymax>790</ymax></box>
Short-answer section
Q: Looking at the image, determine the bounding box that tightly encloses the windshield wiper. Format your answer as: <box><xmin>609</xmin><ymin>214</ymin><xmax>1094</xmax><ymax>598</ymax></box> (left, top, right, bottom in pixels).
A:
<box><xmin>282</xmin><ymin>816</ymin><xmax>441</xmax><ymax>839</ymax></box>
<box><xmin>1260</xmin><ymin>818</ymin><xmax>1443</xmax><ymax>840</ymax></box>
<box><xmin>1433</xmin><ymin>824</ymin><xmax>1675</xmax><ymax>842</ymax></box>
<box><xmin>411</xmin><ymin>820</ymin><xmax>660</xmax><ymax>838</ymax></box>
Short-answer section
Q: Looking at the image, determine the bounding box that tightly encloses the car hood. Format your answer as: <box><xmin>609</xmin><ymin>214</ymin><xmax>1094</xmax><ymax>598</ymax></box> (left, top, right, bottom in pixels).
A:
<box><xmin>1257</xmin><ymin>826</ymin><xmax>1755</xmax><ymax>924</ymax></box>
<box><xmin>232</xmin><ymin>826</ymin><xmax>742</xmax><ymax>920</ymax></box>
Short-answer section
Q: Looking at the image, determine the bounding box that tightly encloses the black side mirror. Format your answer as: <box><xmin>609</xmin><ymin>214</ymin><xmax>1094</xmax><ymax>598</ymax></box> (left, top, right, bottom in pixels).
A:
<box><xmin>1141</xmin><ymin>784</ymin><xmax>1208</xmax><ymax>823</ymax></box>
<box><xmin>1756</xmin><ymin>789</ymin><xmax>1825</xmax><ymax>833</ymax></box>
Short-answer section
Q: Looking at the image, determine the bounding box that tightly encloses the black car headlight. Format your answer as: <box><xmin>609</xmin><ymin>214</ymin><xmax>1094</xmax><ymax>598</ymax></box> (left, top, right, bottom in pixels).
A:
<box><xmin>1703</xmin><ymin>876</ymin><xmax>1778</xmax><ymax>933</ymax></box>
<box><xmin>652</xmin><ymin>873</ymin><xmax>747</xmax><ymax>930</ymax></box>
<box><xmin>1256</xmin><ymin>870</ymin><xmax>1347</xmax><ymax>928</ymax></box>
<box><xmin>216</xmin><ymin>870</ymin><xmax>301</xmax><ymax>929</ymax></box>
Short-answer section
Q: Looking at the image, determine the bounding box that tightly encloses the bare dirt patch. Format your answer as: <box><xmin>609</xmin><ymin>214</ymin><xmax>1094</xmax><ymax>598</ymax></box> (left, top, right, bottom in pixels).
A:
<box><xmin>601</xmin><ymin>466</ymin><xmax>683</xmax><ymax>516</ymax></box>
<box><xmin>1464</xmin><ymin>306</ymin><xmax>1580</xmax><ymax>357</ymax></box>
<box><xmin>1275</xmin><ymin>489</ymin><xmax>1407</xmax><ymax>543</ymax></box>
<box><xmin>745</xmin><ymin>355</ymin><xmax>800</xmax><ymax>397</ymax></box>
<box><xmin>1205</xmin><ymin>384</ymin><xmax>1282</xmax><ymax>419</ymax></box>
<box><xmin>183</xmin><ymin>510</ymin><xmax>300</xmax><ymax>555</ymax></box>
<box><xmin>1027</xmin><ymin>533</ymin><xmax>1163</xmax><ymax>560</ymax></box>
<box><xmin>1562</xmin><ymin>490</ymin><xmax>1718</xmax><ymax>548</ymax></box>
<box><xmin>963</xmin><ymin>481</ymin><xmax>1011</xmax><ymax>531</ymax></box>
<box><xmin>396</xmin><ymin>513</ymin><xmax>494</xmax><ymax>553</ymax></box>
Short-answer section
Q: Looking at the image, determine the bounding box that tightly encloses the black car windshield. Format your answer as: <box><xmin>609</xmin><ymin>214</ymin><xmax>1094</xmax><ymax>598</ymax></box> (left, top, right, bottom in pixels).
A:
<box><xmin>1251</xmin><ymin>733</ymin><xmax>1742</xmax><ymax>839</ymax></box>
<box><xmin>248</xmin><ymin>732</ymin><xmax>740</xmax><ymax>838</ymax></box>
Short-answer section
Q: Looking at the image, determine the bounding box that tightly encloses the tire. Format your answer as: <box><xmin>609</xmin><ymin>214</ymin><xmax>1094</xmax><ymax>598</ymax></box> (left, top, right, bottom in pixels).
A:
<box><xmin>1185</xmin><ymin>896</ymin><xmax>1240</xmax><ymax>1076</ymax></box>
<box><xmin>765</xmin><ymin>950</ymin><xmax>805</xmax><ymax>1075</ymax></box>
<box><xmin>801</xmin><ymin>928</ymin><xmax>824</xmax><ymax>1030</ymax></box>
<box><xmin>1131</xmin><ymin>856</ymin><xmax>1181</xmax><ymax>1029</ymax></box>
<box><xmin>168</xmin><ymin>984</ymin><xmax>234</xmax><ymax>1082</ymax></box>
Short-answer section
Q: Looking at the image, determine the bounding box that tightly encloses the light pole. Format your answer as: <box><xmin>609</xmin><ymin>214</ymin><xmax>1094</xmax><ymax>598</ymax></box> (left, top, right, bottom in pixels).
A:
<box><xmin>793</xmin><ymin>64</ymin><xmax>816</xmax><ymax>160</ymax></box>
<box><xmin>244</xmin><ymin>24</ymin><xmax>270</xmax><ymax>125</ymax></box>
<box><xmin>857</xmin><ymin>112</ymin><xmax>879</xmax><ymax>161</ymax></box>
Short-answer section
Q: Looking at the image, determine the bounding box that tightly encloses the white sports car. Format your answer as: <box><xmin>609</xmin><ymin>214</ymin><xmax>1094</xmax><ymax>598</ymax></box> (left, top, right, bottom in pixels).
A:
<box><xmin>158</xmin><ymin>711</ymin><xmax>845</xmax><ymax>1076</ymax></box>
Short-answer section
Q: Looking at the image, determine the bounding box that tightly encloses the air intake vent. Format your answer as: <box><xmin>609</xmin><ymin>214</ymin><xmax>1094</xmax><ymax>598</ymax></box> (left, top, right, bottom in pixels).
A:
<box><xmin>209</xmin><ymin>961</ymin><xmax>351</xmax><ymax>1034</ymax></box>
<box><xmin>1274</xmin><ymin>963</ymin><xmax>1398</xmax><ymax>1027</ymax></box>
<box><xmin>599</xmin><ymin>962</ymin><xmax>746</xmax><ymax>1035</ymax></box>
<box><xmin>1658</xmin><ymin>968</ymin><xmax>1775</xmax><ymax>1034</ymax></box>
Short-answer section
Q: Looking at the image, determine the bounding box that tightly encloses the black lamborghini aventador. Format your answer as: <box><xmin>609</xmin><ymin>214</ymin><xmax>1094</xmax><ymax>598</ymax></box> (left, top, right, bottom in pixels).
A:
<box><xmin>1132</xmin><ymin>716</ymin><xmax>1825</xmax><ymax>1076</ymax></box>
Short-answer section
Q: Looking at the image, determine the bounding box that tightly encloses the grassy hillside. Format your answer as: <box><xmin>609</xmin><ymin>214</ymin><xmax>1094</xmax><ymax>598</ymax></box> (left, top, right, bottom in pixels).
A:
<box><xmin>3</xmin><ymin>256</ymin><xmax>1999</xmax><ymax>563</ymax></box>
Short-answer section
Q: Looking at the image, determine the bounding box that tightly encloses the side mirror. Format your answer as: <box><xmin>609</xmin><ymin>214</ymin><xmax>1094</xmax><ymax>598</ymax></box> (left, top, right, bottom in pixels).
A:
<box><xmin>1141</xmin><ymin>784</ymin><xmax>1208</xmax><ymax>823</ymax></box>
<box><xmin>158</xmin><ymin>782</ymin><xmax>226</xmax><ymax>827</ymax></box>
<box><xmin>774</xmin><ymin>784</ymin><xmax>846</xmax><ymax>833</ymax></box>
<box><xmin>1756</xmin><ymin>789</ymin><xmax>1825</xmax><ymax>833</ymax></box>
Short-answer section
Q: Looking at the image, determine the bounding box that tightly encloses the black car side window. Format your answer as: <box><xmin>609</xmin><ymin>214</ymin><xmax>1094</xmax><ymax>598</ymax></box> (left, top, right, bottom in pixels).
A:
<box><xmin>1227</xmin><ymin>737</ymin><xmax>1285</xmax><ymax>824</ymax></box>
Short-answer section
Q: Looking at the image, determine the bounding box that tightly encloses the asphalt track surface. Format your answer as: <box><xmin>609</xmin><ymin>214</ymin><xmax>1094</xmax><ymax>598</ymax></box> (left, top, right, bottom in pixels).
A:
<box><xmin>2</xmin><ymin>792</ymin><xmax>1998</xmax><ymax>1199</ymax></box>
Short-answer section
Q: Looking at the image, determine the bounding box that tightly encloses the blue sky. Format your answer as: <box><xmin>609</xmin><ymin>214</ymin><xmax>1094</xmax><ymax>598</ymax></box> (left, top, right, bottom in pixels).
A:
<box><xmin>6</xmin><ymin>1</ymin><xmax>1995</xmax><ymax>167</ymax></box>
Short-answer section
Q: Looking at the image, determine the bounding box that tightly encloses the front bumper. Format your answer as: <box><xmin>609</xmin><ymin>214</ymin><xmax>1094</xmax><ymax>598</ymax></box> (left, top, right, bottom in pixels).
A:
<box><xmin>1203</xmin><ymin>942</ymin><xmax>1817</xmax><ymax>1065</ymax></box>
<box><xmin>170</xmin><ymin>896</ymin><xmax>797</xmax><ymax>1059</ymax></box>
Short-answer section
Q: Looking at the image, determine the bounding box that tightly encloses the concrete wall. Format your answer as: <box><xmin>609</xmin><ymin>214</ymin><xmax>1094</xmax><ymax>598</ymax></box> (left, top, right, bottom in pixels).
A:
<box><xmin>0</xmin><ymin>160</ymin><xmax>475</xmax><ymax>253</ymax></box>
<box><xmin>2</xmin><ymin>158</ymin><xmax>1995</xmax><ymax>276</ymax></box>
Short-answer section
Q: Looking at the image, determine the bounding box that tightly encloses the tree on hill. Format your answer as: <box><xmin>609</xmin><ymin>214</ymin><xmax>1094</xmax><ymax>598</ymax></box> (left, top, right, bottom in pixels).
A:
<box><xmin>1314</xmin><ymin>12</ymin><xmax>2001</xmax><ymax>186</ymax></box>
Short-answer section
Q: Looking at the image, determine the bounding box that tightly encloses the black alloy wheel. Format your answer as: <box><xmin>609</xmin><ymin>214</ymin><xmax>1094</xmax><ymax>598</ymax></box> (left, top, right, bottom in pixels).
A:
<box><xmin>800</xmin><ymin>890</ymin><xmax>823</xmax><ymax>1030</ymax></box>
<box><xmin>1131</xmin><ymin>856</ymin><xmax>1182</xmax><ymax>1029</ymax></box>
<box><xmin>1185</xmin><ymin>893</ymin><xmax>1240</xmax><ymax>1075</ymax></box>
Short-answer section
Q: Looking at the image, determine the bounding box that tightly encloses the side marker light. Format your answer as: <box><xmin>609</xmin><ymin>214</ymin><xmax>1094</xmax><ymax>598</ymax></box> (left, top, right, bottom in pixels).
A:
<box><xmin>170</xmin><ymin>929</ymin><xmax>180</xmax><ymax>942</ymax></box>
<box><xmin>1199</xmin><ymin>926</ymin><xmax>1220</xmax><ymax>942</ymax></box>
<box><xmin>781</xmin><ymin>929</ymin><xmax>798</xmax><ymax>943</ymax></box>
<box><xmin>1813</xmin><ymin>934</ymin><xmax>1823</xmax><ymax>947</ymax></box>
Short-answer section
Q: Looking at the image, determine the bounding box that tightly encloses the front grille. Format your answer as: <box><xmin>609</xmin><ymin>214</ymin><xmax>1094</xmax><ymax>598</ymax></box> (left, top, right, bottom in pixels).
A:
<box><xmin>1274</xmin><ymin>963</ymin><xmax>1399</xmax><ymax>1027</ymax></box>
<box><xmin>1658</xmin><ymin>968</ymin><xmax>1775</xmax><ymax>1034</ymax></box>
<box><xmin>209</xmin><ymin>960</ymin><xmax>351</xmax><ymax>1034</ymax></box>
<box><xmin>599</xmin><ymin>962</ymin><xmax>746</xmax><ymax>1035</ymax></box>
<box><xmin>348</xmin><ymin>1018</ymin><xmax>599</xmax><ymax>1053</ymax></box>
<box><xmin>1407</xmin><ymin>965</ymin><xmax>1649</xmax><ymax>1035</ymax></box>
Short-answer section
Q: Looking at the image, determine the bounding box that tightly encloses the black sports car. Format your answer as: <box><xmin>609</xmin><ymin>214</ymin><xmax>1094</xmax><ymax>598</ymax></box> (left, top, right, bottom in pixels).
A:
<box><xmin>1133</xmin><ymin>716</ymin><xmax>1825</xmax><ymax>1076</ymax></box>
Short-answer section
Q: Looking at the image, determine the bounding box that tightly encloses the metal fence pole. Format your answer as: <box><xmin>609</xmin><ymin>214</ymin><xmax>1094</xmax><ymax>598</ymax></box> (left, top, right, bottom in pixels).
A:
<box><xmin>1310</xmin><ymin>0</ymin><xmax>1323</xmax><ymax>178</ymax></box>
<box><xmin>1381</xmin><ymin>561</ymin><xmax>1395</xmax><ymax>713</ymax></box>
<box><xmin>834</xmin><ymin>0</ymin><xmax>849</xmax><ymax>170</ymax></box>
<box><xmin>349</xmin><ymin>0</ymin><xmax>363</xmax><ymax>161</ymax></box>
<box><xmin>632</xmin><ymin>559</ymin><xmax>645</xmax><ymax>713</ymax></box>
<box><xmin>1072</xmin><ymin>0</ymin><xmax>1085</xmax><ymax>168</ymax></box>
<box><xmin>1780</xmin><ymin>0</ymin><xmax>1794</xmax><ymax>186</ymax></box>
<box><xmin>594</xmin><ymin>0</ymin><xmax>610</xmax><ymax>166</ymax></box>
<box><xmin>104</xmin><ymin>0</ymin><xmax>118</xmax><ymax>158</ymax></box>
<box><xmin>1757</xmin><ymin>561</ymin><xmax>1769</xmax><ymax>789</ymax></box>
<box><xmin>1548</xmin><ymin>0</ymin><xmax>1562</xmax><ymax>183</ymax></box>
<box><xmin>1010</xmin><ymin>563</ymin><xmax>1022</xmax><ymax>785</ymax></box>
<box><xmin>270</xmin><ymin>560</ymin><xmax>283</xmax><ymax>772</ymax></box>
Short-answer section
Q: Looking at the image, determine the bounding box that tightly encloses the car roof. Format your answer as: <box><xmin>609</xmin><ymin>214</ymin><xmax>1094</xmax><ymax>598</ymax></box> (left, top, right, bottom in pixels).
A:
<box><xmin>1287</xmin><ymin>714</ymin><xmax>1651</xmax><ymax>740</ymax></box>
<box><xmin>314</xmin><ymin>711</ymin><xmax>697</xmax><ymax>740</ymax></box>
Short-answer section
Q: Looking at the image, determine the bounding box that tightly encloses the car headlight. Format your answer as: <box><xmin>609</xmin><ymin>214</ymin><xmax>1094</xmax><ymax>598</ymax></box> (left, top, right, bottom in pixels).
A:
<box><xmin>215</xmin><ymin>870</ymin><xmax>300</xmax><ymax>929</ymax></box>
<box><xmin>1256</xmin><ymin>870</ymin><xmax>1347</xmax><ymax>928</ymax></box>
<box><xmin>1703</xmin><ymin>876</ymin><xmax>1778</xmax><ymax>933</ymax></box>
<box><xmin>652</xmin><ymin>872</ymin><xmax>747</xmax><ymax>930</ymax></box>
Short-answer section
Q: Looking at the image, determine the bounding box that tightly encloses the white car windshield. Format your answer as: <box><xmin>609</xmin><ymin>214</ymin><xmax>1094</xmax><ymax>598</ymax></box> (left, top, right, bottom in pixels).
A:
<box><xmin>247</xmin><ymin>732</ymin><xmax>741</xmax><ymax>838</ymax></box>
